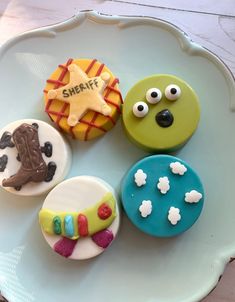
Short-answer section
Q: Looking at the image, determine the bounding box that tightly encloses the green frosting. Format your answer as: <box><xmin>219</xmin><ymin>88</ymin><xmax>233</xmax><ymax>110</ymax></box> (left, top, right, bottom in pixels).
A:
<box><xmin>122</xmin><ymin>74</ymin><xmax>200</xmax><ymax>152</ymax></box>
<box><xmin>39</xmin><ymin>192</ymin><xmax>116</xmax><ymax>240</ymax></box>
<box><xmin>53</xmin><ymin>216</ymin><xmax>62</xmax><ymax>235</ymax></box>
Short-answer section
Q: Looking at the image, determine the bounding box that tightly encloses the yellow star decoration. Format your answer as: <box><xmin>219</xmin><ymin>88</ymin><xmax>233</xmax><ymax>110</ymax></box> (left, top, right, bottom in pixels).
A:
<box><xmin>47</xmin><ymin>64</ymin><xmax>112</xmax><ymax>126</ymax></box>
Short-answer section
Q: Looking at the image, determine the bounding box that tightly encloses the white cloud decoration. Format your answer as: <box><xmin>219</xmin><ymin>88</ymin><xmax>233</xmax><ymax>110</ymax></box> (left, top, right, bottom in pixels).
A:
<box><xmin>157</xmin><ymin>176</ymin><xmax>170</xmax><ymax>194</ymax></box>
<box><xmin>134</xmin><ymin>169</ymin><xmax>147</xmax><ymax>187</ymax></box>
<box><xmin>170</xmin><ymin>161</ymin><xmax>187</xmax><ymax>176</ymax></box>
<box><xmin>168</xmin><ymin>207</ymin><xmax>181</xmax><ymax>225</ymax></box>
<box><xmin>139</xmin><ymin>200</ymin><xmax>152</xmax><ymax>218</ymax></box>
<box><xmin>185</xmin><ymin>190</ymin><xmax>202</xmax><ymax>203</ymax></box>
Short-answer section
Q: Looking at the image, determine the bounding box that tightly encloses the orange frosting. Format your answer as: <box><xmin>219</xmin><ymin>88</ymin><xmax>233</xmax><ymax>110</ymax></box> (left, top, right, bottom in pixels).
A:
<box><xmin>44</xmin><ymin>58</ymin><xmax>123</xmax><ymax>140</ymax></box>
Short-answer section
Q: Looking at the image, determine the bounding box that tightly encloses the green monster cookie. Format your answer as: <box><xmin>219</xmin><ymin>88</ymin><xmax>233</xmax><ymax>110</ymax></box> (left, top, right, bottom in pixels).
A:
<box><xmin>122</xmin><ymin>75</ymin><xmax>200</xmax><ymax>152</ymax></box>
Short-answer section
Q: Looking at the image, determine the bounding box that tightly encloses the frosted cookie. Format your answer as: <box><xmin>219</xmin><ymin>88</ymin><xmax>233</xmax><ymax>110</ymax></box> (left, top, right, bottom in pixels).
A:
<box><xmin>39</xmin><ymin>176</ymin><xmax>120</xmax><ymax>260</ymax></box>
<box><xmin>122</xmin><ymin>75</ymin><xmax>200</xmax><ymax>152</ymax></box>
<box><xmin>121</xmin><ymin>155</ymin><xmax>204</xmax><ymax>237</ymax></box>
<box><xmin>0</xmin><ymin>119</ymin><xmax>71</xmax><ymax>196</ymax></box>
<box><xmin>44</xmin><ymin>58</ymin><xmax>123</xmax><ymax>140</ymax></box>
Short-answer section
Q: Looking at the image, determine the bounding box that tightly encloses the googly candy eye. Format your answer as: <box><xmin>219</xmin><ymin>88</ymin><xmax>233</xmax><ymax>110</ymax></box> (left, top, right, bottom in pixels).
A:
<box><xmin>132</xmin><ymin>102</ymin><xmax>149</xmax><ymax>118</ymax></box>
<box><xmin>165</xmin><ymin>84</ymin><xmax>181</xmax><ymax>101</ymax></box>
<box><xmin>146</xmin><ymin>88</ymin><xmax>162</xmax><ymax>104</ymax></box>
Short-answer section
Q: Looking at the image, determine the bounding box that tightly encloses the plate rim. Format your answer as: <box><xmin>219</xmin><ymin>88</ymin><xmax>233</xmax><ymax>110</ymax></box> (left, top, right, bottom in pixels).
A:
<box><xmin>1</xmin><ymin>10</ymin><xmax>235</xmax><ymax>111</ymax></box>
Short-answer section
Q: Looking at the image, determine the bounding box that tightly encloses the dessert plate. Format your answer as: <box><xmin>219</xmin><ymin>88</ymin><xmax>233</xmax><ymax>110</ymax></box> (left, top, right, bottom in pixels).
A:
<box><xmin>0</xmin><ymin>11</ymin><xmax>235</xmax><ymax>302</ymax></box>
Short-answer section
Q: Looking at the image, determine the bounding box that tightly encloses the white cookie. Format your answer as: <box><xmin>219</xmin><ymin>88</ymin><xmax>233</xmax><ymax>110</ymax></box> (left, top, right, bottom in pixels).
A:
<box><xmin>39</xmin><ymin>176</ymin><xmax>120</xmax><ymax>260</ymax></box>
<box><xmin>0</xmin><ymin>119</ymin><xmax>71</xmax><ymax>196</ymax></box>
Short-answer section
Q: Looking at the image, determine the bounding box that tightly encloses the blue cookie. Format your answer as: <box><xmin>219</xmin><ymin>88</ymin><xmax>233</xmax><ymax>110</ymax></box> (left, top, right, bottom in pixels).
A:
<box><xmin>121</xmin><ymin>155</ymin><xmax>204</xmax><ymax>237</ymax></box>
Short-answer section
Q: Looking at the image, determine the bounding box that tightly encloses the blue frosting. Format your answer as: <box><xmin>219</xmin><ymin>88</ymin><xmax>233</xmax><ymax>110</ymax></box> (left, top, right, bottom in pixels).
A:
<box><xmin>121</xmin><ymin>155</ymin><xmax>204</xmax><ymax>237</ymax></box>
<box><xmin>64</xmin><ymin>215</ymin><xmax>74</xmax><ymax>238</ymax></box>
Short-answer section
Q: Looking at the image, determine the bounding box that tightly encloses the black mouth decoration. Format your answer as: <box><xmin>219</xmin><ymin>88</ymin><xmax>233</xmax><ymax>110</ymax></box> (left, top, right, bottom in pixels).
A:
<box><xmin>155</xmin><ymin>109</ymin><xmax>174</xmax><ymax>128</ymax></box>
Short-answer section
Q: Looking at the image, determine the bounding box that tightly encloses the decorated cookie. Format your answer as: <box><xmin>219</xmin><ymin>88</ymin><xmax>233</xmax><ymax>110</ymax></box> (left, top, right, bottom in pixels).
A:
<box><xmin>0</xmin><ymin>119</ymin><xmax>71</xmax><ymax>196</ymax></box>
<box><xmin>44</xmin><ymin>58</ymin><xmax>123</xmax><ymax>140</ymax></box>
<box><xmin>121</xmin><ymin>155</ymin><xmax>204</xmax><ymax>237</ymax></box>
<box><xmin>122</xmin><ymin>75</ymin><xmax>200</xmax><ymax>152</ymax></box>
<box><xmin>39</xmin><ymin>176</ymin><xmax>120</xmax><ymax>260</ymax></box>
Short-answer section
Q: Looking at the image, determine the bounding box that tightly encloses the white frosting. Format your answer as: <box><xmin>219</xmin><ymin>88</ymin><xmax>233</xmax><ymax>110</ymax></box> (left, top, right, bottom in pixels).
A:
<box><xmin>170</xmin><ymin>161</ymin><xmax>187</xmax><ymax>175</ymax></box>
<box><xmin>132</xmin><ymin>101</ymin><xmax>149</xmax><ymax>118</ymax></box>
<box><xmin>185</xmin><ymin>190</ymin><xmax>202</xmax><ymax>203</ymax></box>
<box><xmin>134</xmin><ymin>169</ymin><xmax>147</xmax><ymax>187</ymax></box>
<box><xmin>168</xmin><ymin>207</ymin><xmax>181</xmax><ymax>225</ymax></box>
<box><xmin>145</xmin><ymin>88</ymin><xmax>162</xmax><ymax>104</ymax></box>
<box><xmin>0</xmin><ymin>119</ymin><xmax>71</xmax><ymax>196</ymax></box>
<box><xmin>41</xmin><ymin>176</ymin><xmax>120</xmax><ymax>260</ymax></box>
<box><xmin>139</xmin><ymin>200</ymin><xmax>152</xmax><ymax>218</ymax></box>
<box><xmin>157</xmin><ymin>176</ymin><xmax>170</xmax><ymax>194</ymax></box>
<box><xmin>165</xmin><ymin>84</ymin><xmax>181</xmax><ymax>101</ymax></box>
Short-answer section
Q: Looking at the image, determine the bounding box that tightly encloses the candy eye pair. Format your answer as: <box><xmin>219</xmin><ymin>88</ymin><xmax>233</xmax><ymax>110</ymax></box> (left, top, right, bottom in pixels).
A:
<box><xmin>148</xmin><ymin>85</ymin><xmax>181</xmax><ymax>102</ymax></box>
<box><xmin>133</xmin><ymin>84</ymin><xmax>181</xmax><ymax>118</ymax></box>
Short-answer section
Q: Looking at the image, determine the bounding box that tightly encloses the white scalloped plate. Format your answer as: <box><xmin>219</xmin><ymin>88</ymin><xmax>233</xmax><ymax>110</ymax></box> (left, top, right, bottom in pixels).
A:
<box><xmin>0</xmin><ymin>11</ymin><xmax>235</xmax><ymax>302</ymax></box>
